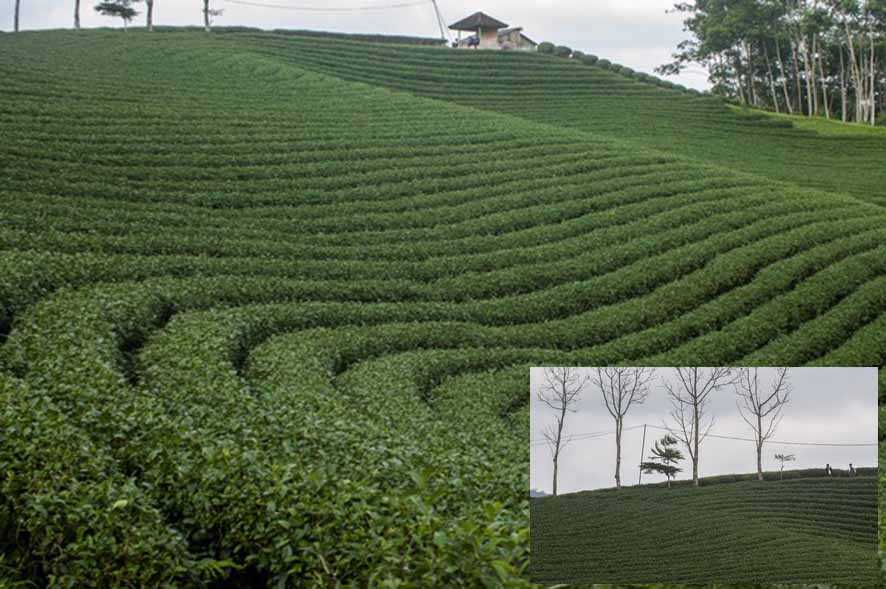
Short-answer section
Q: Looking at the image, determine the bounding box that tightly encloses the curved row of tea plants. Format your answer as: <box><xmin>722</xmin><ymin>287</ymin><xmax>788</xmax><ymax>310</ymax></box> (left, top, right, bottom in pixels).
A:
<box><xmin>0</xmin><ymin>30</ymin><xmax>884</xmax><ymax>586</ymax></box>
<box><xmin>530</xmin><ymin>475</ymin><xmax>878</xmax><ymax>584</ymax></box>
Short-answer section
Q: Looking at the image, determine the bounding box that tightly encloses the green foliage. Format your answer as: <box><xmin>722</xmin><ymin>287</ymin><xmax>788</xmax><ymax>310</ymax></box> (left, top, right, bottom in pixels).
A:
<box><xmin>532</xmin><ymin>475</ymin><xmax>878</xmax><ymax>584</ymax></box>
<box><xmin>94</xmin><ymin>1</ymin><xmax>139</xmax><ymax>25</ymax></box>
<box><xmin>640</xmin><ymin>434</ymin><xmax>683</xmax><ymax>485</ymax></box>
<box><xmin>537</xmin><ymin>41</ymin><xmax>554</xmax><ymax>54</ymax></box>
<box><xmin>579</xmin><ymin>53</ymin><xmax>598</xmax><ymax>65</ymax></box>
<box><xmin>553</xmin><ymin>45</ymin><xmax>572</xmax><ymax>58</ymax></box>
<box><xmin>596</xmin><ymin>58</ymin><xmax>612</xmax><ymax>69</ymax></box>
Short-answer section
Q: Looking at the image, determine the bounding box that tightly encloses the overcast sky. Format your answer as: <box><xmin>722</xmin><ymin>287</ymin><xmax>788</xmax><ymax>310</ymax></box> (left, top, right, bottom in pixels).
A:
<box><xmin>4</xmin><ymin>0</ymin><xmax>710</xmax><ymax>89</ymax></box>
<box><xmin>531</xmin><ymin>368</ymin><xmax>878</xmax><ymax>496</ymax></box>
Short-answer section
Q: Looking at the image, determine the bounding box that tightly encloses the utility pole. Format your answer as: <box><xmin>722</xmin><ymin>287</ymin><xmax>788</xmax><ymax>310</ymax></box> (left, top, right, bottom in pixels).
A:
<box><xmin>637</xmin><ymin>423</ymin><xmax>647</xmax><ymax>485</ymax></box>
<box><xmin>430</xmin><ymin>0</ymin><xmax>449</xmax><ymax>43</ymax></box>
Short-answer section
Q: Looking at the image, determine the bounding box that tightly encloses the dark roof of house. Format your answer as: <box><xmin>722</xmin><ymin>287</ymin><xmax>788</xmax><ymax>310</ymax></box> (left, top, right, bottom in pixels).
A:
<box><xmin>449</xmin><ymin>12</ymin><xmax>508</xmax><ymax>31</ymax></box>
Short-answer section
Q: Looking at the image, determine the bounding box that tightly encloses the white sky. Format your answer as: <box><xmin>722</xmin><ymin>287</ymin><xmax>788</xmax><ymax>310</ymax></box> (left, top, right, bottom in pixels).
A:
<box><xmin>3</xmin><ymin>0</ymin><xmax>711</xmax><ymax>89</ymax></box>
<box><xmin>531</xmin><ymin>367</ymin><xmax>879</xmax><ymax>495</ymax></box>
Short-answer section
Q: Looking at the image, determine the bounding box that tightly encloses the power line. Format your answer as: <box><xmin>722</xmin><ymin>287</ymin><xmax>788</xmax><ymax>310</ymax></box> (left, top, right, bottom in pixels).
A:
<box><xmin>532</xmin><ymin>423</ymin><xmax>877</xmax><ymax>448</ymax></box>
<box><xmin>642</xmin><ymin>424</ymin><xmax>876</xmax><ymax>447</ymax></box>
<box><xmin>225</xmin><ymin>0</ymin><xmax>430</xmax><ymax>12</ymax></box>
<box><xmin>530</xmin><ymin>424</ymin><xmax>644</xmax><ymax>446</ymax></box>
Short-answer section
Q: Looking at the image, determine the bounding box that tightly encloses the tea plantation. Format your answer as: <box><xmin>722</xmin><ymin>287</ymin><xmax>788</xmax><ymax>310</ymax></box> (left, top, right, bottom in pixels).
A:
<box><xmin>0</xmin><ymin>30</ymin><xmax>884</xmax><ymax>587</ymax></box>
<box><xmin>530</xmin><ymin>474</ymin><xmax>879</xmax><ymax>585</ymax></box>
<box><xmin>235</xmin><ymin>31</ymin><xmax>886</xmax><ymax>207</ymax></box>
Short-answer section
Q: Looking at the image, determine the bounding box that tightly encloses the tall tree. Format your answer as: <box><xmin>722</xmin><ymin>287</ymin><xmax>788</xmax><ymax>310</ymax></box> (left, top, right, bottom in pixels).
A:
<box><xmin>664</xmin><ymin>367</ymin><xmax>734</xmax><ymax>487</ymax></box>
<box><xmin>538</xmin><ymin>367</ymin><xmax>587</xmax><ymax>497</ymax></box>
<box><xmin>734</xmin><ymin>367</ymin><xmax>792</xmax><ymax>481</ymax></box>
<box><xmin>145</xmin><ymin>0</ymin><xmax>154</xmax><ymax>31</ymax></box>
<box><xmin>75</xmin><ymin>0</ymin><xmax>81</xmax><ymax>30</ymax></box>
<box><xmin>591</xmin><ymin>368</ymin><xmax>655</xmax><ymax>489</ymax></box>
<box><xmin>95</xmin><ymin>1</ymin><xmax>139</xmax><ymax>30</ymax></box>
<box><xmin>14</xmin><ymin>0</ymin><xmax>21</xmax><ymax>32</ymax></box>
<box><xmin>640</xmin><ymin>434</ymin><xmax>684</xmax><ymax>488</ymax></box>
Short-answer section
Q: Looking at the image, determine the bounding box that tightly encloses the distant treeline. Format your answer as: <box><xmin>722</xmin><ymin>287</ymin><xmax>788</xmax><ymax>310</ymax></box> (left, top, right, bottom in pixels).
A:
<box><xmin>660</xmin><ymin>1</ymin><xmax>885</xmax><ymax>125</ymax></box>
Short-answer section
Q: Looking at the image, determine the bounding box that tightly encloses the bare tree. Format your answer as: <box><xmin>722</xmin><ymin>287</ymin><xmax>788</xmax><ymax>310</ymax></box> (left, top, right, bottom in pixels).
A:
<box><xmin>538</xmin><ymin>367</ymin><xmax>587</xmax><ymax>497</ymax></box>
<box><xmin>14</xmin><ymin>0</ymin><xmax>21</xmax><ymax>32</ymax></box>
<box><xmin>75</xmin><ymin>0</ymin><xmax>80</xmax><ymax>30</ymax></box>
<box><xmin>663</xmin><ymin>367</ymin><xmax>734</xmax><ymax>487</ymax></box>
<box><xmin>145</xmin><ymin>0</ymin><xmax>154</xmax><ymax>31</ymax></box>
<box><xmin>735</xmin><ymin>367</ymin><xmax>791</xmax><ymax>481</ymax></box>
<box><xmin>591</xmin><ymin>367</ymin><xmax>655</xmax><ymax>489</ymax></box>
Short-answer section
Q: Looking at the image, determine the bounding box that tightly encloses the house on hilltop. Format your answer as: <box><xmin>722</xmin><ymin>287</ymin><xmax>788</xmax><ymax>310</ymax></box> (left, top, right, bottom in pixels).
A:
<box><xmin>449</xmin><ymin>11</ymin><xmax>537</xmax><ymax>51</ymax></box>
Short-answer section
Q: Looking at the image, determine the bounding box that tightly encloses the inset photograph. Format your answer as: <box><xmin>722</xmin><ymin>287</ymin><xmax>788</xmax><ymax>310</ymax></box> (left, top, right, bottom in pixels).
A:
<box><xmin>530</xmin><ymin>367</ymin><xmax>878</xmax><ymax>585</ymax></box>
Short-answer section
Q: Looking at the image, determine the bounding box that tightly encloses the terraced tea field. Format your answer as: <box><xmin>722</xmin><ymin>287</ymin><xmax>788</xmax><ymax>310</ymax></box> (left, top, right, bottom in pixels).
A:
<box><xmin>0</xmin><ymin>30</ymin><xmax>884</xmax><ymax>586</ymax></box>
<box><xmin>530</xmin><ymin>475</ymin><xmax>879</xmax><ymax>585</ymax></box>
<box><xmin>237</xmin><ymin>31</ymin><xmax>886</xmax><ymax>207</ymax></box>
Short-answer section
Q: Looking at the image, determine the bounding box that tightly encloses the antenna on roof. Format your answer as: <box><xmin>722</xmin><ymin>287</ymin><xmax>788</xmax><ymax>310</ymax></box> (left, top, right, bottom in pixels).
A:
<box><xmin>430</xmin><ymin>0</ymin><xmax>450</xmax><ymax>42</ymax></box>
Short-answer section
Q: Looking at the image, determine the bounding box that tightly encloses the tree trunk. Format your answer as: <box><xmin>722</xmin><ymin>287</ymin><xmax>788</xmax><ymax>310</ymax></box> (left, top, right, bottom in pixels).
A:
<box><xmin>775</xmin><ymin>37</ymin><xmax>793</xmax><ymax>114</ymax></box>
<box><xmin>614</xmin><ymin>419</ymin><xmax>622</xmax><ymax>489</ymax></box>
<box><xmin>800</xmin><ymin>35</ymin><xmax>815</xmax><ymax>117</ymax></box>
<box><xmin>791</xmin><ymin>40</ymin><xmax>804</xmax><ymax>114</ymax></box>
<box><xmin>745</xmin><ymin>41</ymin><xmax>758</xmax><ymax>107</ymax></box>
<box><xmin>552</xmin><ymin>400</ymin><xmax>567</xmax><ymax>496</ymax></box>
<box><xmin>763</xmin><ymin>43</ymin><xmax>780</xmax><ymax>113</ymax></box>
<box><xmin>840</xmin><ymin>47</ymin><xmax>848</xmax><ymax>122</ymax></box>
<box><xmin>146</xmin><ymin>0</ymin><xmax>154</xmax><ymax>32</ymax></box>
<box><xmin>845</xmin><ymin>20</ymin><xmax>864</xmax><ymax>123</ymax></box>
<box><xmin>204</xmin><ymin>0</ymin><xmax>210</xmax><ymax>33</ymax></box>
<box><xmin>817</xmin><ymin>36</ymin><xmax>830</xmax><ymax>119</ymax></box>
<box><xmin>756</xmin><ymin>414</ymin><xmax>763</xmax><ymax>481</ymax></box>
<box><xmin>14</xmin><ymin>0</ymin><xmax>20</xmax><ymax>32</ymax></box>
<box><xmin>871</xmin><ymin>35</ymin><xmax>876</xmax><ymax>126</ymax></box>
<box><xmin>809</xmin><ymin>35</ymin><xmax>819</xmax><ymax>116</ymax></box>
<box><xmin>74</xmin><ymin>0</ymin><xmax>80</xmax><ymax>30</ymax></box>
<box><xmin>552</xmin><ymin>453</ymin><xmax>558</xmax><ymax>496</ymax></box>
<box><xmin>692</xmin><ymin>402</ymin><xmax>699</xmax><ymax>487</ymax></box>
<box><xmin>735</xmin><ymin>54</ymin><xmax>747</xmax><ymax>105</ymax></box>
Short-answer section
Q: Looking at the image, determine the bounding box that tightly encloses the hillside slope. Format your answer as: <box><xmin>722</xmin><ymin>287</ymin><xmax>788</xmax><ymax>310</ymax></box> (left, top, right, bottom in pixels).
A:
<box><xmin>233</xmin><ymin>31</ymin><xmax>886</xmax><ymax>206</ymax></box>
<box><xmin>531</xmin><ymin>475</ymin><xmax>878</xmax><ymax>585</ymax></box>
<box><xmin>0</xmin><ymin>30</ymin><xmax>884</xmax><ymax>586</ymax></box>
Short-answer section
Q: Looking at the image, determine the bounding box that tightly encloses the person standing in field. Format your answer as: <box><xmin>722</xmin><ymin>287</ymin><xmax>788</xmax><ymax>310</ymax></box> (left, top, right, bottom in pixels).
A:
<box><xmin>825</xmin><ymin>463</ymin><xmax>832</xmax><ymax>476</ymax></box>
<box><xmin>849</xmin><ymin>463</ymin><xmax>856</xmax><ymax>476</ymax></box>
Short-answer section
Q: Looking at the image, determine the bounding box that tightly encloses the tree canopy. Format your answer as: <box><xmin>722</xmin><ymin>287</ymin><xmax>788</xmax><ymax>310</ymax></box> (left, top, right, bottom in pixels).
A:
<box><xmin>94</xmin><ymin>1</ymin><xmax>139</xmax><ymax>29</ymax></box>
<box><xmin>641</xmin><ymin>434</ymin><xmax>685</xmax><ymax>488</ymax></box>
<box><xmin>660</xmin><ymin>1</ymin><xmax>885</xmax><ymax>124</ymax></box>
